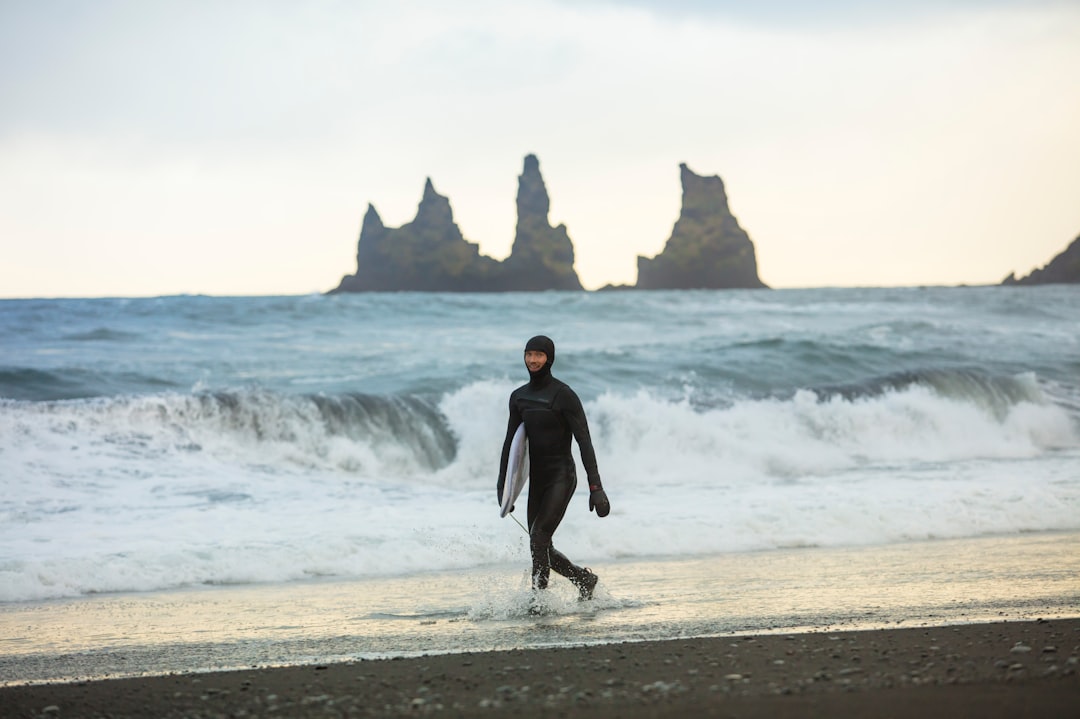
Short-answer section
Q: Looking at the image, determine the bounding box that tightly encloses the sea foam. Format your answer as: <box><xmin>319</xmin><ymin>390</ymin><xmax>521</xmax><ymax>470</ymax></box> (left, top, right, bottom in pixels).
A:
<box><xmin>1</xmin><ymin>373</ymin><xmax>1077</xmax><ymax>602</ymax></box>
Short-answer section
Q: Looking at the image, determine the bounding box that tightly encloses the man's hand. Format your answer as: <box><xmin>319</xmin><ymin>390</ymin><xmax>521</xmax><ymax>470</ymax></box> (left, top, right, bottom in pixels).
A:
<box><xmin>588</xmin><ymin>485</ymin><xmax>610</xmax><ymax>517</ymax></box>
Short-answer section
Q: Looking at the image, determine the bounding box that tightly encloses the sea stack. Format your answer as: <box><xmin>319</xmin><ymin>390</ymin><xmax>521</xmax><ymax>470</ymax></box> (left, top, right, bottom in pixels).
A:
<box><xmin>330</xmin><ymin>179</ymin><xmax>499</xmax><ymax>292</ymax></box>
<box><xmin>636</xmin><ymin>163</ymin><xmax>767</xmax><ymax>290</ymax></box>
<box><xmin>329</xmin><ymin>156</ymin><xmax>584</xmax><ymax>293</ymax></box>
<box><xmin>498</xmin><ymin>154</ymin><xmax>583</xmax><ymax>291</ymax></box>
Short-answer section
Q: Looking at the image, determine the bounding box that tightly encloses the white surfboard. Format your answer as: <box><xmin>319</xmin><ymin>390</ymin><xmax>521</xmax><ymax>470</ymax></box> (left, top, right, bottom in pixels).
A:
<box><xmin>500</xmin><ymin>423</ymin><xmax>529</xmax><ymax>518</ymax></box>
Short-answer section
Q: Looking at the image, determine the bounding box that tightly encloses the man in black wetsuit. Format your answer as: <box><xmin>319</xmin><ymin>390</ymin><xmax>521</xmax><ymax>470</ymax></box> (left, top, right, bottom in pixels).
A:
<box><xmin>497</xmin><ymin>335</ymin><xmax>610</xmax><ymax>600</ymax></box>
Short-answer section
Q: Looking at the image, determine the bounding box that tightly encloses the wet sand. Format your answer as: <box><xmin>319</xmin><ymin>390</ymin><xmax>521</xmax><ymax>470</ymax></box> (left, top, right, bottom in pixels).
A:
<box><xmin>2</xmin><ymin>618</ymin><xmax>1078</xmax><ymax>718</ymax></box>
<box><xmin>3</xmin><ymin>535</ymin><xmax>1078</xmax><ymax>716</ymax></box>
<box><xmin>4</xmin><ymin>532</ymin><xmax>1079</xmax><ymax>687</ymax></box>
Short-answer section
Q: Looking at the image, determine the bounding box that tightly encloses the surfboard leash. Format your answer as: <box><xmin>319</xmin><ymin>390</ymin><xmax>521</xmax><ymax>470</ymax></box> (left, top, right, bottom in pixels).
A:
<box><xmin>509</xmin><ymin>512</ymin><xmax>529</xmax><ymax>536</ymax></box>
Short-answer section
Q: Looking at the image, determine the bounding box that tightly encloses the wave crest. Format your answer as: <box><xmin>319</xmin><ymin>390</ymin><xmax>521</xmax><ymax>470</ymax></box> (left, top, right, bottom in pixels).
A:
<box><xmin>810</xmin><ymin>368</ymin><xmax>1046</xmax><ymax>420</ymax></box>
<box><xmin>1</xmin><ymin>389</ymin><xmax>456</xmax><ymax>476</ymax></box>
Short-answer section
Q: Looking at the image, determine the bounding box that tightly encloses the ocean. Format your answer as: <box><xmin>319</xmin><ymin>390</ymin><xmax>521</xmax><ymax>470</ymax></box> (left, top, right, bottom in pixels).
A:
<box><xmin>2</xmin><ymin>287</ymin><xmax>1078</xmax><ymax>681</ymax></box>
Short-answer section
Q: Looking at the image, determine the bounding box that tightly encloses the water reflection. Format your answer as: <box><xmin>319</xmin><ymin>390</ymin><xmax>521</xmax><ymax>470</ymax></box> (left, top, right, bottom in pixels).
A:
<box><xmin>1</xmin><ymin>532</ymin><xmax>1076</xmax><ymax>683</ymax></box>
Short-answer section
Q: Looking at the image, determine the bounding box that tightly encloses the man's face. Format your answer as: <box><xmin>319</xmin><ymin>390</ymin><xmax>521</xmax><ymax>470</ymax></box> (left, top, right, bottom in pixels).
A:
<box><xmin>524</xmin><ymin>350</ymin><xmax>548</xmax><ymax>373</ymax></box>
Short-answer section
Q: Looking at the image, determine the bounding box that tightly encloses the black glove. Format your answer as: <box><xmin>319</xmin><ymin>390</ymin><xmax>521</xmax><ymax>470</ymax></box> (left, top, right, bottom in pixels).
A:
<box><xmin>588</xmin><ymin>484</ymin><xmax>610</xmax><ymax>517</ymax></box>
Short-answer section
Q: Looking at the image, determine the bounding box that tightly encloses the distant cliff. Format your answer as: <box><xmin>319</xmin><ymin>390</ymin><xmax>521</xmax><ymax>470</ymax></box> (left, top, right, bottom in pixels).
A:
<box><xmin>635</xmin><ymin>164</ymin><xmax>767</xmax><ymax>290</ymax></box>
<box><xmin>1002</xmin><ymin>234</ymin><xmax>1080</xmax><ymax>286</ymax></box>
<box><xmin>330</xmin><ymin>155</ymin><xmax>582</xmax><ymax>293</ymax></box>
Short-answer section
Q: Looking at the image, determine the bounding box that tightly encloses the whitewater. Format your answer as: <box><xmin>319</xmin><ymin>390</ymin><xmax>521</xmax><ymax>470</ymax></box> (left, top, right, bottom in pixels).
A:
<box><xmin>1</xmin><ymin>286</ymin><xmax>1078</xmax><ymax>605</ymax></box>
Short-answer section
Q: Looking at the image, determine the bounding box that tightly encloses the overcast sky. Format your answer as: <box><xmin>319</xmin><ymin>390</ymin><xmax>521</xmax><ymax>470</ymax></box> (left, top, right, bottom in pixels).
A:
<box><xmin>2</xmin><ymin>0</ymin><xmax>1078</xmax><ymax>297</ymax></box>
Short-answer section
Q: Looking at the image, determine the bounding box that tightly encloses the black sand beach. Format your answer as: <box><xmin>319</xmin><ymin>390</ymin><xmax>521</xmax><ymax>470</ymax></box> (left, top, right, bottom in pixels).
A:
<box><xmin>2</xmin><ymin>618</ymin><xmax>1078</xmax><ymax>718</ymax></box>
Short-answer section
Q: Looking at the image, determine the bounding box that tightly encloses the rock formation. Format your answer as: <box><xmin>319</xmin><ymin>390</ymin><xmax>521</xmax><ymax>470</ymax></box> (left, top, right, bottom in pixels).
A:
<box><xmin>1002</xmin><ymin>234</ymin><xmax>1080</xmax><ymax>286</ymax></box>
<box><xmin>331</xmin><ymin>179</ymin><xmax>499</xmax><ymax>292</ymax></box>
<box><xmin>330</xmin><ymin>157</ymin><xmax>770</xmax><ymax>293</ymax></box>
<box><xmin>499</xmin><ymin>155</ymin><xmax>583</xmax><ymax>291</ymax></box>
<box><xmin>330</xmin><ymin>155</ymin><xmax>582</xmax><ymax>293</ymax></box>
<box><xmin>635</xmin><ymin>164</ymin><xmax>767</xmax><ymax>290</ymax></box>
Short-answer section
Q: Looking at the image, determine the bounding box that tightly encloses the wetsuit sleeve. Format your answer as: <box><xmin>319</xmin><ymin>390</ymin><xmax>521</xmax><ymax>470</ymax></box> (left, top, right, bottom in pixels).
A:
<box><xmin>496</xmin><ymin>394</ymin><xmax>524</xmax><ymax>502</ymax></box>
<box><xmin>557</xmin><ymin>387</ymin><xmax>602</xmax><ymax>486</ymax></box>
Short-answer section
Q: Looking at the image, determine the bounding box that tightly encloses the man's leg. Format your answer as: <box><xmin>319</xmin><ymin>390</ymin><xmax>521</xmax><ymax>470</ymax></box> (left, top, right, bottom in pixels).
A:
<box><xmin>549</xmin><ymin>548</ymin><xmax>599</xmax><ymax>600</ymax></box>
<box><xmin>527</xmin><ymin>477</ymin><xmax>575</xmax><ymax>590</ymax></box>
<box><xmin>528</xmin><ymin>474</ymin><xmax>597</xmax><ymax>598</ymax></box>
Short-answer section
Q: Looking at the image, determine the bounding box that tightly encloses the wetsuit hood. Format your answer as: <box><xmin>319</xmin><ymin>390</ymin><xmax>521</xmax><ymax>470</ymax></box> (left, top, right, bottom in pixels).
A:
<box><xmin>524</xmin><ymin>335</ymin><xmax>555</xmax><ymax>386</ymax></box>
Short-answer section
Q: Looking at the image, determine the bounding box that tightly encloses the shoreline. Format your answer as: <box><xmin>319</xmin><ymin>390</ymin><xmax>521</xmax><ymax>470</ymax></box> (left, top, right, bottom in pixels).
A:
<box><xmin>3</xmin><ymin>532</ymin><xmax>1079</xmax><ymax>688</ymax></box>
<box><xmin>2</xmin><ymin>618</ymin><xmax>1077</xmax><ymax>718</ymax></box>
